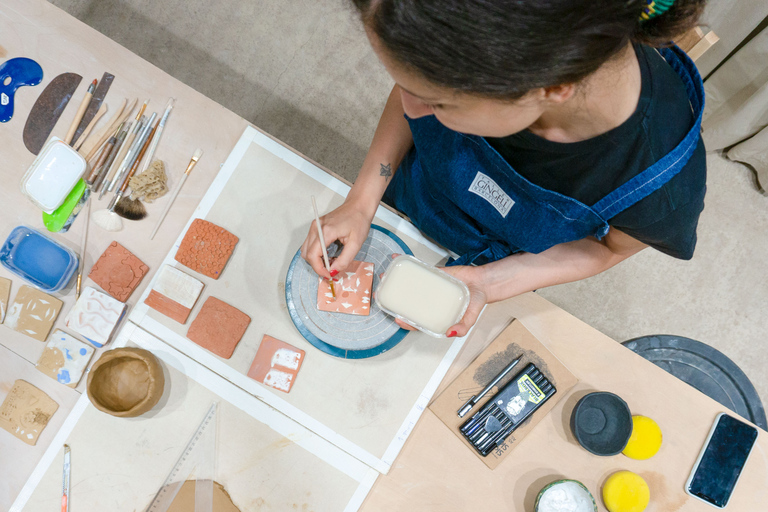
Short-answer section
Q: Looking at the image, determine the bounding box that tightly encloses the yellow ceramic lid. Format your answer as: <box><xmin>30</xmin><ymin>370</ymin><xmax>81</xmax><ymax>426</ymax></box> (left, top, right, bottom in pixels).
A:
<box><xmin>602</xmin><ymin>471</ymin><xmax>650</xmax><ymax>512</ymax></box>
<box><xmin>622</xmin><ymin>415</ymin><xmax>663</xmax><ymax>460</ymax></box>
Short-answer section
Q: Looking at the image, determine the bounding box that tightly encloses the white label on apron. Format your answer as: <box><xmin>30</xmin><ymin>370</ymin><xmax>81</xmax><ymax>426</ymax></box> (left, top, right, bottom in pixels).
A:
<box><xmin>468</xmin><ymin>171</ymin><xmax>515</xmax><ymax>217</ymax></box>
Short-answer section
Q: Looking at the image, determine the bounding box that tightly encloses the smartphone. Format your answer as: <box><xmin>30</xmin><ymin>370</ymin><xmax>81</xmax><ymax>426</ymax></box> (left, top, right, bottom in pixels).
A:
<box><xmin>685</xmin><ymin>413</ymin><xmax>759</xmax><ymax>508</ymax></box>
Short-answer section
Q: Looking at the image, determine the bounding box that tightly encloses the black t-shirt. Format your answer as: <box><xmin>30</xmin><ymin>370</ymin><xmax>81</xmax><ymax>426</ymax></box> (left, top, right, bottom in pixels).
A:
<box><xmin>486</xmin><ymin>44</ymin><xmax>707</xmax><ymax>259</ymax></box>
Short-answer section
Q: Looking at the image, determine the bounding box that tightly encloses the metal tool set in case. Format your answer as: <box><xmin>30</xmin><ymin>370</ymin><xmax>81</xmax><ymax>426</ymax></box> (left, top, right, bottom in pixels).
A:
<box><xmin>459</xmin><ymin>363</ymin><xmax>556</xmax><ymax>456</ymax></box>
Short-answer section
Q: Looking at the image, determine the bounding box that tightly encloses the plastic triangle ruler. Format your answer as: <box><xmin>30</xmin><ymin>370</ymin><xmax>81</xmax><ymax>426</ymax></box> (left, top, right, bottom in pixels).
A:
<box><xmin>145</xmin><ymin>402</ymin><xmax>218</xmax><ymax>512</ymax></box>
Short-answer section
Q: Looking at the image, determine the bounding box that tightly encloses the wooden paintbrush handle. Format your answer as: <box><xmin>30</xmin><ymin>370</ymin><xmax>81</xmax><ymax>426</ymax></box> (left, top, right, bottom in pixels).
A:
<box><xmin>86</xmin><ymin>137</ymin><xmax>116</xmax><ymax>184</ymax></box>
<box><xmin>64</xmin><ymin>88</ymin><xmax>93</xmax><ymax>145</ymax></box>
<box><xmin>119</xmin><ymin>125</ymin><xmax>155</xmax><ymax>194</ymax></box>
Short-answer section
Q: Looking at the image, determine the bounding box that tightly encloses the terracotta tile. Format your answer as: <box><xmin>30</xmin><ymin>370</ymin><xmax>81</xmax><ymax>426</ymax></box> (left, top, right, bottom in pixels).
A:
<box><xmin>0</xmin><ymin>277</ymin><xmax>10</xmax><ymax>323</ymax></box>
<box><xmin>88</xmin><ymin>241</ymin><xmax>149</xmax><ymax>302</ymax></box>
<box><xmin>187</xmin><ymin>297</ymin><xmax>250</xmax><ymax>359</ymax></box>
<box><xmin>0</xmin><ymin>380</ymin><xmax>58</xmax><ymax>445</ymax></box>
<box><xmin>316</xmin><ymin>260</ymin><xmax>374</xmax><ymax>316</ymax></box>
<box><xmin>144</xmin><ymin>265</ymin><xmax>204</xmax><ymax>324</ymax></box>
<box><xmin>35</xmin><ymin>329</ymin><xmax>94</xmax><ymax>388</ymax></box>
<box><xmin>4</xmin><ymin>285</ymin><xmax>63</xmax><ymax>341</ymax></box>
<box><xmin>174</xmin><ymin>219</ymin><xmax>238</xmax><ymax>280</ymax></box>
<box><xmin>64</xmin><ymin>287</ymin><xmax>127</xmax><ymax>348</ymax></box>
<box><xmin>247</xmin><ymin>335</ymin><xmax>305</xmax><ymax>393</ymax></box>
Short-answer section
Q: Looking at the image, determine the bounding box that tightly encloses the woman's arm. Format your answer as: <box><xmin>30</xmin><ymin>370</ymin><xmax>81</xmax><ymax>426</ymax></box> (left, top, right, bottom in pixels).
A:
<box><xmin>301</xmin><ymin>85</ymin><xmax>414</xmax><ymax>277</ymax></box>
<box><xmin>441</xmin><ymin>228</ymin><xmax>648</xmax><ymax>336</ymax></box>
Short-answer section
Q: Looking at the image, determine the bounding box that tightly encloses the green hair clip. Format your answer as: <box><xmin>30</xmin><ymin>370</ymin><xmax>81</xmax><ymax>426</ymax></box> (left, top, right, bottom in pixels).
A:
<box><xmin>640</xmin><ymin>0</ymin><xmax>675</xmax><ymax>21</ymax></box>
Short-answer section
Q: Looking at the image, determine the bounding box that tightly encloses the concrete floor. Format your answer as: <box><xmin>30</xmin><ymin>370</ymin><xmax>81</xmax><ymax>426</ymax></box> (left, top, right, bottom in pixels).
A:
<box><xmin>50</xmin><ymin>0</ymin><xmax>768</xmax><ymax>415</ymax></box>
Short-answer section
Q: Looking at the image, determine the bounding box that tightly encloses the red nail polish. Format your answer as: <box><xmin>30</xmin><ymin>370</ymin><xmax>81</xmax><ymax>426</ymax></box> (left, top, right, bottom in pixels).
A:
<box><xmin>448</xmin><ymin>331</ymin><xmax>458</xmax><ymax>337</ymax></box>
<box><xmin>329</xmin><ymin>269</ymin><xmax>339</xmax><ymax>277</ymax></box>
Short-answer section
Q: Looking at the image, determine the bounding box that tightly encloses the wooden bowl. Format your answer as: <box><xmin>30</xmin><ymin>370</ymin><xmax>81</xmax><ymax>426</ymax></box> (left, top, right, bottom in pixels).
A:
<box><xmin>87</xmin><ymin>347</ymin><xmax>165</xmax><ymax>417</ymax></box>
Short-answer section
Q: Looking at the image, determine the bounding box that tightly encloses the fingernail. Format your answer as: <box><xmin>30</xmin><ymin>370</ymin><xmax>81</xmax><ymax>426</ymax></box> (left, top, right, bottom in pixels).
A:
<box><xmin>332</xmin><ymin>277</ymin><xmax>339</xmax><ymax>282</ymax></box>
<box><xmin>329</xmin><ymin>269</ymin><xmax>339</xmax><ymax>277</ymax></box>
<box><xmin>448</xmin><ymin>331</ymin><xmax>458</xmax><ymax>337</ymax></box>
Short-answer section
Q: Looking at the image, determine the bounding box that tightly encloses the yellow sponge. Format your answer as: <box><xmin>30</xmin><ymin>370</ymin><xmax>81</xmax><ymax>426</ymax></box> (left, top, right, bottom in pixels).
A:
<box><xmin>622</xmin><ymin>415</ymin><xmax>662</xmax><ymax>460</ymax></box>
<box><xmin>602</xmin><ymin>471</ymin><xmax>650</xmax><ymax>512</ymax></box>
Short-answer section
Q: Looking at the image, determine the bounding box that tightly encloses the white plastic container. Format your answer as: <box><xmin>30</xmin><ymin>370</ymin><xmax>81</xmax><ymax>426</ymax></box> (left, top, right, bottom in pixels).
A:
<box><xmin>376</xmin><ymin>255</ymin><xmax>470</xmax><ymax>338</ymax></box>
<box><xmin>20</xmin><ymin>137</ymin><xmax>86</xmax><ymax>213</ymax></box>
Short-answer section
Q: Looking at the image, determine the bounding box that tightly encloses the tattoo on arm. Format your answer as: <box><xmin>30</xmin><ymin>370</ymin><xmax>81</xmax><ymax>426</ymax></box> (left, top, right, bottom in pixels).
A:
<box><xmin>379</xmin><ymin>163</ymin><xmax>392</xmax><ymax>182</ymax></box>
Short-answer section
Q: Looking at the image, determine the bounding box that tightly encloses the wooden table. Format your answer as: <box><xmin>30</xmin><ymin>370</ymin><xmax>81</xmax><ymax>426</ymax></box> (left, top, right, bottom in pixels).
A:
<box><xmin>1</xmin><ymin>2</ymin><xmax>765</xmax><ymax>511</ymax></box>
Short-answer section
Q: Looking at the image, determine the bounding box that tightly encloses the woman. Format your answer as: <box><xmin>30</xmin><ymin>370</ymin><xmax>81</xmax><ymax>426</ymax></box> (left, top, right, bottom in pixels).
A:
<box><xmin>302</xmin><ymin>0</ymin><xmax>707</xmax><ymax>337</ymax></box>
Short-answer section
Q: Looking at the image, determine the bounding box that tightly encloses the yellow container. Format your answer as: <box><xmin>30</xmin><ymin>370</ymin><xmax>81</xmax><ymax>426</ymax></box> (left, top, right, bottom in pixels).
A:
<box><xmin>602</xmin><ymin>471</ymin><xmax>650</xmax><ymax>512</ymax></box>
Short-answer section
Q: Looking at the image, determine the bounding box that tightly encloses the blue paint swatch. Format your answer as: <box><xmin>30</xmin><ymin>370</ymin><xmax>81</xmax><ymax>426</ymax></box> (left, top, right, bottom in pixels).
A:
<box><xmin>0</xmin><ymin>226</ymin><xmax>78</xmax><ymax>292</ymax></box>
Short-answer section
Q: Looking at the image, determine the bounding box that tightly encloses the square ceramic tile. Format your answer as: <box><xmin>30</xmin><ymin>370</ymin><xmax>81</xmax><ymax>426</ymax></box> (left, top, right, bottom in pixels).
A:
<box><xmin>187</xmin><ymin>297</ymin><xmax>250</xmax><ymax>359</ymax></box>
<box><xmin>174</xmin><ymin>218</ymin><xmax>238</xmax><ymax>279</ymax></box>
<box><xmin>144</xmin><ymin>265</ymin><xmax>204</xmax><ymax>324</ymax></box>
<box><xmin>0</xmin><ymin>380</ymin><xmax>58</xmax><ymax>445</ymax></box>
<box><xmin>0</xmin><ymin>276</ymin><xmax>10</xmax><ymax>323</ymax></box>
<box><xmin>35</xmin><ymin>330</ymin><xmax>94</xmax><ymax>387</ymax></box>
<box><xmin>65</xmin><ymin>286</ymin><xmax>127</xmax><ymax>348</ymax></box>
<box><xmin>316</xmin><ymin>260</ymin><xmax>373</xmax><ymax>316</ymax></box>
<box><xmin>247</xmin><ymin>335</ymin><xmax>305</xmax><ymax>393</ymax></box>
<box><xmin>88</xmin><ymin>241</ymin><xmax>149</xmax><ymax>302</ymax></box>
<box><xmin>5</xmin><ymin>285</ymin><xmax>63</xmax><ymax>341</ymax></box>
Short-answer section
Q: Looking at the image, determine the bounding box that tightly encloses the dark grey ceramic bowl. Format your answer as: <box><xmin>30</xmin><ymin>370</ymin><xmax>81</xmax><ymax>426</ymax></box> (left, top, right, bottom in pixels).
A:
<box><xmin>570</xmin><ymin>391</ymin><xmax>633</xmax><ymax>456</ymax></box>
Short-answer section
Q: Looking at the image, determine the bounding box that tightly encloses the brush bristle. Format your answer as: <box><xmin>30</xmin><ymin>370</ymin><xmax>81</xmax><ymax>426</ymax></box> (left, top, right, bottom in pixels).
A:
<box><xmin>114</xmin><ymin>197</ymin><xmax>148</xmax><ymax>221</ymax></box>
<box><xmin>92</xmin><ymin>209</ymin><xmax>123</xmax><ymax>231</ymax></box>
<box><xmin>192</xmin><ymin>148</ymin><xmax>203</xmax><ymax>160</ymax></box>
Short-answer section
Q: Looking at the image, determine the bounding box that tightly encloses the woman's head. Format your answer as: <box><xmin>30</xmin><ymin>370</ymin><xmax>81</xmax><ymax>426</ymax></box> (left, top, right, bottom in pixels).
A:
<box><xmin>352</xmin><ymin>0</ymin><xmax>706</xmax><ymax>100</ymax></box>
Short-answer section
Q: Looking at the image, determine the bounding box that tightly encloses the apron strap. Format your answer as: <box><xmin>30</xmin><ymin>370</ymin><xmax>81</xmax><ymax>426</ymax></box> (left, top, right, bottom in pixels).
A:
<box><xmin>592</xmin><ymin>45</ymin><xmax>705</xmax><ymax>221</ymax></box>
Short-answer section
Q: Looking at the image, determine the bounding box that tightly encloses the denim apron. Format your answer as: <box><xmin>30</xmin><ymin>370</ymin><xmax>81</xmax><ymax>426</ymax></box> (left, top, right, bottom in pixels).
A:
<box><xmin>383</xmin><ymin>46</ymin><xmax>704</xmax><ymax>266</ymax></box>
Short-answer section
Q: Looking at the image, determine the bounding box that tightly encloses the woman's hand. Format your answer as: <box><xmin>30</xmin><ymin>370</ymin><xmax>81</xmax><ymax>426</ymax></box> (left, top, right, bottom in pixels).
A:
<box><xmin>393</xmin><ymin>264</ymin><xmax>489</xmax><ymax>337</ymax></box>
<box><xmin>300</xmin><ymin>200</ymin><xmax>374</xmax><ymax>279</ymax></box>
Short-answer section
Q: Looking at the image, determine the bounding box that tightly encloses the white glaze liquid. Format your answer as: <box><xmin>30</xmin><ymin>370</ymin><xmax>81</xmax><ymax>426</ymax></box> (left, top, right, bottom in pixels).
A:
<box><xmin>376</xmin><ymin>258</ymin><xmax>467</xmax><ymax>335</ymax></box>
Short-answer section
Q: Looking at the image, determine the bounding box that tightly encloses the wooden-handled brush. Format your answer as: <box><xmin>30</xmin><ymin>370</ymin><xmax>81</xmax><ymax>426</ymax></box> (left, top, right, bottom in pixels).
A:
<box><xmin>149</xmin><ymin>148</ymin><xmax>203</xmax><ymax>240</ymax></box>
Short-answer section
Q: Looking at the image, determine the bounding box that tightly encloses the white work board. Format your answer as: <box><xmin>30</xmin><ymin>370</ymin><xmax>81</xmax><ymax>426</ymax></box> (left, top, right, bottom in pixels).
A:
<box><xmin>128</xmin><ymin>127</ymin><xmax>467</xmax><ymax>474</ymax></box>
<box><xmin>12</xmin><ymin>321</ymin><xmax>379</xmax><ymax>512</ymax></box>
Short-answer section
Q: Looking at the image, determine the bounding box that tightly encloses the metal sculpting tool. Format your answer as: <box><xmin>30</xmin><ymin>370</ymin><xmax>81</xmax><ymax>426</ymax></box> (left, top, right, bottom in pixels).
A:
<box><xmin>61</xmin><ymin>444</ymin><xmax>71</xmax><ymax>512</ymax></box>
<box><xmin>145</xmin><ymin>403</ymin><xmax>217</xmax><ymax>512</ymax></box>
<box><xmin>458</xmin><ymin>356</ymin><xmax>521</xmax><ymax>417</ymax></box>
<box><xmin>311</xmin><ymin>196</ymin><xmax>336</xmax><ymax>298</ymax></box>
<box><xmin>138</xmin><ymin>98</ymin><xmax>174</xmax><ymax>175</ymax></box>
<box><xmin>149</xmin><ymin>148</ymin><xmax>203</xmax><ymax>240</ymax></box>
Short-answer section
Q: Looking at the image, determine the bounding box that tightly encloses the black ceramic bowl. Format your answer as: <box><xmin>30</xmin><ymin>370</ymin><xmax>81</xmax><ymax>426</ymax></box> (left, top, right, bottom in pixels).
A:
<box><xmin>570</xmin><ymin>392</ymin><xmax>633</xmax><ymax>456</ymax></box>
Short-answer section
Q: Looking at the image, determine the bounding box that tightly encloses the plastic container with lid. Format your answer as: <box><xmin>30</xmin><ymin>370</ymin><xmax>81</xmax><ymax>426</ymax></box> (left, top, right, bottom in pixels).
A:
<box><xmin>20</xmin><ymin>137</ymin><xmax>86</xmax><ymax>213</ymax></box>
<box><xmin>375</xmin><ymin>255</ymin><xmax>470</xmax><ymax>337</ymax></box>
<box><xmin>0</xmin><ymin>225</ymin><xmax>79</xmax><ymax>293</ymax></box>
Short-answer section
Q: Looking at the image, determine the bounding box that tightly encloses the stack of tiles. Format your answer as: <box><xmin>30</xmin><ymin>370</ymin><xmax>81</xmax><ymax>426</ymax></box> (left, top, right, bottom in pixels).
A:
<box><xmin>36</xmin><ymin>330</ymin><xmax>95</xmax><ymax>387</ymax></box>
<box><xmin>175</xmin><ymin>219</ymin><xmax>238</xmax><ymax>279</ymax></box>
<box><xmin>186</xmin><ymin>297</ymin><xmax>250</xmax><ymax>359</ymax></box>
<box><xmin>0</xmin><ymin>380</ymin><xmax>58</xmax><ymax>445</ymax></box>
<box><xmin>5</xmin><ymin>285</ymin><xmax>63</xmax><ymax>341</ymax></box>
<box><xmin>89</xmin><ymin>241</ymin><xmax>149</xmax><ymax>301</ymax></box>
<box><xmin>248</xmin><ymin>335</ymin><xmax>305</xmax><ymax>393</ymax></box>
<box><xmin>65</xmin><ymin>286</ymin><xmax>127</xmax><ymax>348</ymax></box>
<box><xmin>144</xmin><ymin>265</ymin><xmax>203</xmax><ymax>323</ymax></box>
<box><xmin>316</xmin><ymin>260</ymin><xmax>374</xmax><ymax>316</ymax></box>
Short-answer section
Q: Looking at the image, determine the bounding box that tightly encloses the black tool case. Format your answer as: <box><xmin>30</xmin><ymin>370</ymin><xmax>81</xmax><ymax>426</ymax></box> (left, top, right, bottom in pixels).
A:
<box><xmin>459</xmin><ymin>363</ymin><xmax>556</xmax><ymax>456</ymax></box>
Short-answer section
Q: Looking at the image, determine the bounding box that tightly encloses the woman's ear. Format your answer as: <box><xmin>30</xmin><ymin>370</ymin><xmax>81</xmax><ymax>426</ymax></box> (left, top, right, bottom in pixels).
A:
<box><xmin>542</xmin><ymin>83</ymin><xmax>576</xmax><ymax>103</ymax></box>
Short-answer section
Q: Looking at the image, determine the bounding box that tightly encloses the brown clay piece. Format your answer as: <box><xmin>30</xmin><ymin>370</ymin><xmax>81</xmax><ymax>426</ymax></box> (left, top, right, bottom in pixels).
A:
<box><xmin>247</xmin><ymin>335</ymin><xmax>305</xmax><ymax>393</ymax></box>
<box><xmin>186</xmin><ymin>297</ymin><xmax>250</xmax><ymax>359</ymax></box>
<box><xmin>87</xmin><ymin>347</ymin><xmax>165</xmax><ymax>417</ymax></box>
<box><xmin>317</xmin><ymin>260</ymin><xmax>374</xmax><ymax>316</ymax></box>
<box><xmin>166</xmin><ymin>480</ymin><xmax>241</xmax><ymax>512</ymax></box>
<box><xmin>174</xmin><ymin>219</ymin><xmax>238</xmax><ymax>279</ymax></box>
<box><xmin>0</xmin><ymin>380</ymin><xmax>59</xmax><ymax>445</ymax></box>
<box><xmin>88</xmin><ymin>241</ymin><xmax>149</xmax><ymax>302</ymax></box>
<box><xmin>144</xmin><ymin>265</ymin><xmax>204</xmax><ymax>324</ymax></box>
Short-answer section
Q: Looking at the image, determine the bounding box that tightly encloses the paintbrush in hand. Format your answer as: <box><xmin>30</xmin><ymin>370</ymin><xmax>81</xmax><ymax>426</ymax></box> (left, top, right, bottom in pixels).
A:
<box><xmin>311</xmin><ymin>196</ymin><xmax>336</xmax><ymax>299</ymax></box>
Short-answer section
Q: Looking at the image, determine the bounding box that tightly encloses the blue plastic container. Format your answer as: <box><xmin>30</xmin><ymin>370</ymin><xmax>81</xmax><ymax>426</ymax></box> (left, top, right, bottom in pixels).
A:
<box><xmin>0</xmin><ymin>226</ymin><xmax>78</xmax><ymax>293</ymax></box>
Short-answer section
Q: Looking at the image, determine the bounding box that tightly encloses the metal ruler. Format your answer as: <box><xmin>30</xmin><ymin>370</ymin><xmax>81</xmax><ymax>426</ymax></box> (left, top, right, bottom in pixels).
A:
<box><xmin>145</xmin><ymin>402</ymin><xmax>218</xmax><ymax>512</ymax></box>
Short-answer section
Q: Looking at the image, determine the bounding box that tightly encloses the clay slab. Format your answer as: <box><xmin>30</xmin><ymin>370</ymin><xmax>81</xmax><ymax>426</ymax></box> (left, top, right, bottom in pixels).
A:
<box><xmin>247</xmin><ymin>335</ymin><xmax>305</xmax><ymax>393</ymax></box>
<box><xmin>0</xmin><ymin>276</ymin><xmax>10</xmax><ymax>323</ymax></box>
<box><xmin>144</xmin><ymin>265</ymin><xmax>203</xmax><ymax>324</ymax></box>
<box><xmin>0</xmin><ymin>379</ymin><xmax>58</xmax><ymax>445</ymax></box>
<box><xmin>187</xmin><ymin>297</ymin><xmax>250</xmax><ymax>359</ymax></box>
<box><xmin>65</xmin><ymin>286</ymin><xmax>127</xmax><ymax>348</ymax></box>
<box><xmin>35</xmin><ymin>330</ymin><xmax>94</xmax><ymax>388</ymax></box>
<box><xmin>316</xmin><ymin>260</ymin><xmax>374</xmax><ymax>316</ymax></box>
<box><xmin>175</xmin><ymin>218</ymin><xmax>238</xmax><ymax>279</ymax></box>
<box><xmin>5</xmin><ymin>285</ymin><xmax>63</xmax><ymax>341</ymax></box>
<box><xmin>88</xmin><ymin>241</ymin><xmax>149</xmax><ymax>302</ymax></box>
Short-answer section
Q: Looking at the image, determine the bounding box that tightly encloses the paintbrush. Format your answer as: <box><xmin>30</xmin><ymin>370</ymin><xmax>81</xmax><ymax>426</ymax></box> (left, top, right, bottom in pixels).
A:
<box><xmin>98</xmin><ymin>120</ymin><xmax>133</xmax><ymax>198</ymax></box>
<box><xmin>93</xmin><ymin>123</ymin><xmax>128</xmax><ymax>193</ymax></box>
<box><xmin>106</xmin><ymin>116</ymin><xmax>146</xmax><ymax>195</ymax></box>
<box><xmin>114</xmin><ymin>121</ymin><xmax>157</xmax><ymax>221</ymax></box>
<box><xmin>138</xmin><ymin>98</ymin><xmax>174</xmax><ymax>176</ymax></box>
<box><xmin>75</xmin><ymin>195</ymin><xmax>91</xmax><ymax>299</ymax></box>
<box><xmin>150</xmin><ymin>148</ymin><xmax>203</xmax><ymax>240</ymax></box>
<box><xmin>100</xmin><ymin>118</ymin><xmax>141</xmax><ymax>199</ymax></box>
<box><xmin>85</xmin><ymin>126</ymin><xmax>118</xmax><ymax>186</ymax></box>
<box><xmin>311</xmin><ymin>196</ymin><xmax>336</xmax><ymax>299</ymax></box>
<box><xmin>62</xmin><ymin>444</ymin><xmax>71</xmax><ymax>512</ymax></box>
<box><xmin>81</xmin><ymin>97</ymin><xmax>136</xmax><ymax>160</ymax></box>
<box><xmin>64</xmin><ymin>79</ymin><xmax>96</xmax><ymax>145</ymax></box>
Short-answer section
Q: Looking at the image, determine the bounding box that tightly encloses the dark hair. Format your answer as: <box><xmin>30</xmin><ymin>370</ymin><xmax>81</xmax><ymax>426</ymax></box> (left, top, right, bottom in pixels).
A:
<box><xmin>352</xmin><ymin>0</ymin><xmax>706</xmax><ymax>99</ymax></box>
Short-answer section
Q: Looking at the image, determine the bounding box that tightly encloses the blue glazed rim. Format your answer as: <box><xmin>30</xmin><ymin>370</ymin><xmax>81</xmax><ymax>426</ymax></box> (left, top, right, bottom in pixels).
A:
<box><xmin>285</xmin><ymin>224</ymin><xmax>413</xmax><ymax>359</ymax></box>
